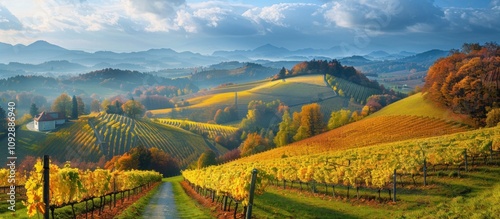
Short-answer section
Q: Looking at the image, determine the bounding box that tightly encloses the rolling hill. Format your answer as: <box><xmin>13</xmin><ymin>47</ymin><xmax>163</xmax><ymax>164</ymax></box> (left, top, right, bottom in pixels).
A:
<box><xmin>150</xmin><ymin>74</ymin><xmax>353</xmax><ymax>122</ymax></box>
<box><xmin>181</xmin><ymin>84</ymin><xmax>499</xmax><ymax>218</ymax></box>
<box><xmin>155</xmin><ymin>118</ymin><xmax>239</xmax><ymax>139</ymax></box>
<box><xmin>6</xmin><ymin>114</ymin><xmax>227</xmax><ymax>167</ymax></box>
<box><xmin>368</xmin><ymin>93</ymin><xmax>475</xmax><ymax>126</ymax></box>
<box><xmin>190</xmin><ymin>62</ymin><xmax>278</xmax><ymax>88</ymax></box>
<box><xmin>237</xmin><ymin>91</ymin><xmax>472</xmax><ymax>162</ymax></box>
<box><xmin>236</xmin><ymin>114</ymin><xmax>470</xmax><ymax>162</ymax></box>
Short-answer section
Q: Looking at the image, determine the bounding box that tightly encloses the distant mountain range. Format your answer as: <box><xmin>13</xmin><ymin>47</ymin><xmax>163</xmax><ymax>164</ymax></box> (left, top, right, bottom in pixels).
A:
<box><xmin>0</xmin><ymin>40</ymin><xmax>450</xmax><ymax>78</ymax></box>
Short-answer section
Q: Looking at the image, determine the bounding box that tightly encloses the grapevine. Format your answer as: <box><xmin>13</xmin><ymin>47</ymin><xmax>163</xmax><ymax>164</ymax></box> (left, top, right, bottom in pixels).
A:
<box><xmin>22</xmin><ymin>159</ymin><xmax>162</xmax><ymax>217</ymax></box>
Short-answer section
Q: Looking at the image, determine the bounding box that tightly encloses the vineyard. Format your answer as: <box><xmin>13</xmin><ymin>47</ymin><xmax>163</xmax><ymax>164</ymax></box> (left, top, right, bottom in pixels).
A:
<box><xmin>36</xmin><ymin>114</ymin><xmax>228</xmax><ymax>167</ymax></box>
<box><xmin>20</xmin><ymin>158</ymin><xmax>162</xmax><ymax>218</ymax></box>
<box><xmin>368</xmin><ymin>93</ymin><xmax>475</xmax><ymax>126</ymax></box>
<box><xmin>326</xmin><ymin>74</ymin><xmax>381</xmax><ymax>104</ymax></box>
<box><xmin>236</xmin><ymin>115</ymin><xmax>470</xmax><ymax>162</ymax></box>
<box><xmin>36</xmin><ymin>120</ymin><xmax>103</xmax><ymax>162</ymax></box>
<box><xmin>149</xmin><ymin>75</ymin><xmax>345</xmax><ymax>121</ymax></box>
<box><xmin>156</xmin><ymin>118</ymin><xmax>239</xmax><ymax>139</ymax></box>
<box><xmin>90</xmin><ymin>114</ymin><xmax>228</xmax><ymax>166</ymax></box>
<box><xmin>183</xmin><ymin>125</ymin><xmax>500</xmax><ymax>210</ymax></box>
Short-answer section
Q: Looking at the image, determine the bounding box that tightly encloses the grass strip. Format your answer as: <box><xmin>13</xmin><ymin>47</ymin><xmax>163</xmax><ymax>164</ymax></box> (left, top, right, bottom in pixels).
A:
<box><xmin>164</xmin><ymin>176</ymin><xmax>213</xmax><ymax>219</ymax></box>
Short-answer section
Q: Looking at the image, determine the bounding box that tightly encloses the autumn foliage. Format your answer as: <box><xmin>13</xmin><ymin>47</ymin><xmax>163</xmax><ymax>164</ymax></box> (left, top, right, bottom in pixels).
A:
<box><xmin>282</xmin><ymin>59</ymin><xmax>381</xmax><ymax>90</ymax></box>
<box><xmin>423</xmin><ymin>43</ymin><xmax>500</xmax><ymax>126</ymax></box>
<box><xmin>105</xmin><ymin>146</ymin><xmax>180</xmax><ymax>177</ymax></box>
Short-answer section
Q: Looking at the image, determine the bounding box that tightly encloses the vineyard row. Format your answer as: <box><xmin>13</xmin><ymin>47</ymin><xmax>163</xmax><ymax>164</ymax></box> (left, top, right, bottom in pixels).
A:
<box><xmin>182</xmin><ymin>126</ymin><xmax>500</xmax><ymax>205</ymax></box>
<box><xmin>23</xmin><ymin>159</ymin><xmax>162</xmax><ymax>218</ymax></box>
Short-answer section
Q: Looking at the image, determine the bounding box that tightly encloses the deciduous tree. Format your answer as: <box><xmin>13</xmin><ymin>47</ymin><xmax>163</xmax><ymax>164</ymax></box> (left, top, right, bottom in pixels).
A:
<box><xmin>486</xmin><ymin>108</ymin><xmax>500</xmax><ymax>127</ymax></box>
<box><xmin>149</xmin><ymin>147</ymin><xmax>180</xmax><ymax>177</ymax></box>
<box><xmin>117</xmin><ymin>153</ymin><xmax>138</xmax><ymax>170</ymax></box>
<box><xmin>328</xmin><ymin>109</ymin><xmax>352</xmax><ymax>130</ymax></box>
<box><xmin>274</xmin><ymin>110</ymin><xmax>293</xmax><ymax>147</ymax></box>
<box><xmin>121</xmin><ymin>99</ymin><xmax>145</xmax><ymax>118</ymax></box>
<box><xmin>129</xmin><ymin>145</ymin><xmax>152</xmax><ymax>170</ymax></box>
<box><xmin>423</xmin><ymin>43</ymin><xmax>500</xmax><ymax>126</ymax></box>
<box><xmin>293</xmin><ymin>103</ymin><xmax>324</xmax><ymax>141</ymax></box>
<box><xmin>197</xmin><ymin>150</ymin><xmax>217</xmax><ymax>169</ymax></box>
<box><xmin>240</xmin><ymin>133</ymin><xmax>268</xmax><ymax>157</ymax></box>
<box><xmin>91</xmin><ymin>99</ymin><xmax>100</xmax><ymax>112</ymax></box>
<box><xmin>52</xmin><ymin>93</ymin><xmax>71</xmax><ymax>117</ymax></box>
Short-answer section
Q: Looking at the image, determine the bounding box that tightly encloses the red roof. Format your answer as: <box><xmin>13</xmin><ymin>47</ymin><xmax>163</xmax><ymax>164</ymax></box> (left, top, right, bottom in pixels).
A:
<box><xmin>34</xmin><ymin>111</ymin><xmax>66</xmax><ymax>122</ymax></box>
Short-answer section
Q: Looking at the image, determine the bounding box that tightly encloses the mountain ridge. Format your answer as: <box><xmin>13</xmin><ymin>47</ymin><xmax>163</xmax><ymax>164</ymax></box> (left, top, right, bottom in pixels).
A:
<box><xmin>0</xmin><ymin>40</ymin><xmax>449</xmax><ymax>82</ymax></box>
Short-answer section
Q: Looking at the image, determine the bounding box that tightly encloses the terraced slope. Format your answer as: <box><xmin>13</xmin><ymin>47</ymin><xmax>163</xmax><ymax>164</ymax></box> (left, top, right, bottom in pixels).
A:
<box><xmin>237</xmin><ymin>115</ymin><xmax>470</xmax><ymax>162</ymax></box>
<box><xmin>369</xmin><ymin>93</ymin><xmax>474</xmax><ymax>126</ymax></box>
<box><xmin>36</xmin><ymin>114</ymin><xmax>227</xmax><ymax>167</ymax></box>
<box><xmin>156</xmin><ymin>118</ymin><xmax>238</xmax><ymax>139</ymax></box>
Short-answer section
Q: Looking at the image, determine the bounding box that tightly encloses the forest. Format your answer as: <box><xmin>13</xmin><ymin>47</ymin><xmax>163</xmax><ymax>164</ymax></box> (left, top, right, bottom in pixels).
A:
<box><xmin>423</xmin><ymin>43</ymin><xmax>500</xmax><ymax>126</ymax></box>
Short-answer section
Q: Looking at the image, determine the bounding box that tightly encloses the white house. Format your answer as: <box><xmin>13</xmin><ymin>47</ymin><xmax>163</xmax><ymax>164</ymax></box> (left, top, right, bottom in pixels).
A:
<box><xmin>34</xmin><ymin>111</ymin><xmax>66</xmax><ymax>131</ymax></box>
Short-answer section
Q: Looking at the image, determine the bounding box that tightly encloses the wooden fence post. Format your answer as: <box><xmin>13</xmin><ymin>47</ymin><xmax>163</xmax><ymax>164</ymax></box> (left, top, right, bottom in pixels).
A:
<box><xmin>423</xmin><ymin>158</ymin><xmax>427</xmax><ymax>186</ymax></box>
<box><xmin>464</xmin><ymin>149</ymin><xmax>468</xmax><ymax>172</ymax></box>
<box><xmin>393</xmin><ymin>169</ymin><xmax>397</xmax><ymax>203</ymax></box>
<box><xmin>246</xmin><ymin>169</ymin><xmax>258</xmax><ymax>219</ymax></box>
<box><xmin>43</xmin><ymin>155</ymin><xmax>50</xmax><ymax>219</ymax></box>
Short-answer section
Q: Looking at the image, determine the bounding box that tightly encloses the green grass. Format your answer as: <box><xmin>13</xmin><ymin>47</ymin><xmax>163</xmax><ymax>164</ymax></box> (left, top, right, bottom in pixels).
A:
<box><xmin>0</xmin><ymin>199</ymin><xmax>28</xmax><ymax>219</ymax></box>
<box><xmin>164</xmin><ymin>176</ymin><xmax>213</xmax><ymax>219</ymax></box>
<box><xmin>0</xmin><ymin>189</ymin><xmax>147</xmax><ymax>219</ymax></box>
<box><xmin>0</xmin><ymin>125</ymin><xmax>48</xmax><ymax>165</ymax></box>
<box><xmin>243</xmin><ymin>166</ymin><xmax>500</xmax><ymax>219</ymax></box>
<box><xmin>116</xmin><ymin>183</ymin><xmax>162</xmax><ymax>219</ymax></box>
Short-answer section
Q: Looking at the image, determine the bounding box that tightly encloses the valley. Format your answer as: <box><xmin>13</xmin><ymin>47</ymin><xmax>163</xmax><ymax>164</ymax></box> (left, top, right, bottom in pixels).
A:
<box><xmin>0</xmin><ymin>42</ymin><xmax>498</xmax><ymax>219</ymax></box>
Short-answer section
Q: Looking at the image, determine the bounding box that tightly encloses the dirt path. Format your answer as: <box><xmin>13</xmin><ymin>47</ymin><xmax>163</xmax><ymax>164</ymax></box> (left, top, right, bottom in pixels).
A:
<box><xmin>143</xmin><ymin>182</ymin><xmax>179</xmax><ymax>219</ymax></box>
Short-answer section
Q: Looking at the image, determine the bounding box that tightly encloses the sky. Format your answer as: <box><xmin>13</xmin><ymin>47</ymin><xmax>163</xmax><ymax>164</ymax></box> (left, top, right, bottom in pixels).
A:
<box><xmin>0</xmin><ymin>0</ymin><xmax>499</xmax><ymax>55</ymax></box>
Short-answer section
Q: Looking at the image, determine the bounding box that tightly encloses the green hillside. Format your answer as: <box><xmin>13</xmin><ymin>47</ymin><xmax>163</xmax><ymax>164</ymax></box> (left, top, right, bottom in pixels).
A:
<box><xmin>0</xmin><ymin>126</ymin><xmax>48</xmax><ymax>165</ymax></box>
<box><xmin>326</xmin><ymin>74</ymin><xmax>382</xmax><ymax>104</ymax></box>
<box><xmin>24</xmin><ymin>114</ymin><xmax>227</xmax><ymax>167</ymax></box>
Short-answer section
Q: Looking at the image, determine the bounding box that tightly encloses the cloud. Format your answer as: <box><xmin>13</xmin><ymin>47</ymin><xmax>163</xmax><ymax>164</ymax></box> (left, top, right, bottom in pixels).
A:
<box><xmin>193</xmin><ymin>7</ymin><xmax>228</xmax><ymax>27</ymax></box>
<box><xmin>0</xmin><ymin>5</ymin><xmax>23</xmax><ymax>30</ymax></box>
<box><xmin>444</xmin><ymin>8</ymin><xmax>500</xmax><ymax>32</ymax></box>
<box><xmin>122</xmin><ymin>0</ymin><xmax>187</xmax><ymax>32</ymax></box>
<box><xmin>322</xmin><ymin>0</ymin><xmax>446</xmax><ymax>32</ymax></box>
<box><xmin>124</xmin><ymin>0</ymin><xmax>185</xmax><ymax>18</ymax></box>
<box><xmin>242</xmin><ymin>3</ymin><xmax>316</xmax><ymax>27</ymax></box>
<box><xmin>0</xmin><ymin>0</ymin><xmax>498</xmax><ymax>54</ymax></box>
<box><xmin>175</xmin><ymin>9</ymin><xmax>197</xmax><ymax>32</ymax></box>
<box><xmin>12</xmin><ymin>0</ymin><xmax>121</xmax><ymax>33</ymax></box>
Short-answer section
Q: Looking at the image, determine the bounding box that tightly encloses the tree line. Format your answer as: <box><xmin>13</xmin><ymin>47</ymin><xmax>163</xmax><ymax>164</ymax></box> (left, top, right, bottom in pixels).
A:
<box><xmin>275</xmin><ymin>59</ymin><xmax>382</xmax><ymax>90</ymax></box>
<box><xmin>423</xmin><ymin>43</ymin><xmax>500</xmax><ymax>126</ymax></box>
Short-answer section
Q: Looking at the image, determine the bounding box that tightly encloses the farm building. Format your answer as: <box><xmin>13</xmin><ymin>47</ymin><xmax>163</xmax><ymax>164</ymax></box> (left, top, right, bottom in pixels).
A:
<box><xmin>34</xmin><ymin>111</ymin><xmax>66</xmax><ymax>131</ymax></box>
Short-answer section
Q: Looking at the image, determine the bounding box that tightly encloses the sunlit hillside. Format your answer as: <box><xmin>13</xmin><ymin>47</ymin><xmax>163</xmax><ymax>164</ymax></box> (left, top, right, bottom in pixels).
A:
<box><xmin>155</xmin><ymin>118</ymin><xmax>239</xmax><ymax>139</ymax></box>
<box><xmin>149</xmin><ymin>74</ymin><xmax>358</xmax><ymax>121</ymax></box>
<box><xmin>235</xmin><ymin>93</ymin><xmax>472</xmax><ymax>162</ymax></box>
<box><xmin>236</xmin><ymin>114</ymin><xmax>470</xmax><ymax>162</ymax></box>
<box><xmin>369</xmin><ymin>93</ymin><xmax>475</xmax><ymax>126</ymax></box>
<box><xmin>34</xmin><ymin>114</ymin><xmax>227</xmax><ymax>167</ymax></box>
